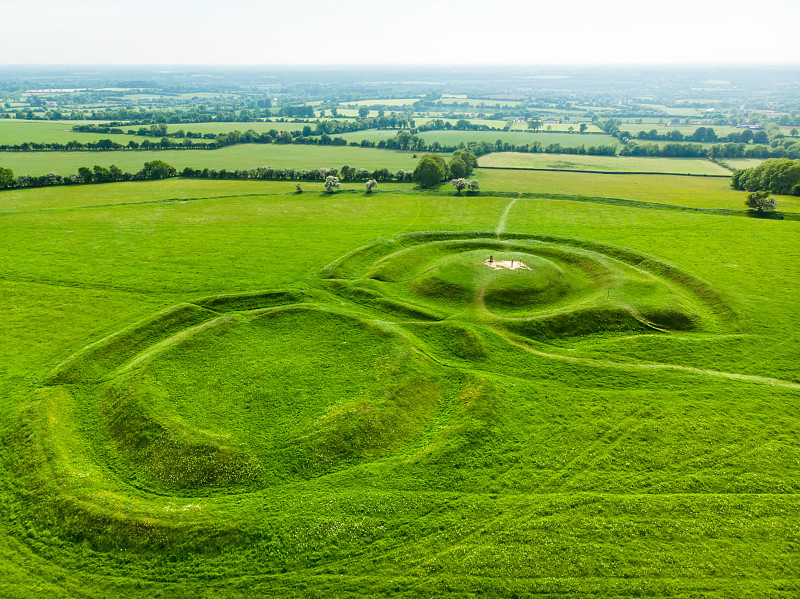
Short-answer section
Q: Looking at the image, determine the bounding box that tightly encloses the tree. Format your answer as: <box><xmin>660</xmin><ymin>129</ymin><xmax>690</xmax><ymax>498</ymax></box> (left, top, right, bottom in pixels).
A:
<box><xmin>452</xmin><ymin>149</ymin><xmax>478</xmax><ymax>175</ymax></box>
<box><xmin>413</xmin><ymin>154</ymin><xmax>447</xmax><ymax>188</ymax></box>
<box><xmin>527</xmin><ymin>117</ymin><xmax>543</xmax><ymax>132</ymax></box>
<box><xmin>365</xmin><ymin>179</ymin><xmax>378</xmax><ymax>193</ymax></box>
<box><xmin>78</xmin><ymin>166</ymin><xmax>93</xmax><ymax>183</ymax></box>
<box><xmin>467</xmin><ymin>179</ymin><xmax>480</xmax><ymax>194</ymax></box>
<box><xmin>579</xmin><ymin>123</ymin><xmax>588</xmax><ymax>134</ymax></box>
<box><xmin>745</xmin><ymin>191</ymin><xmax>777</xmax><ymax>212</ymax></box>
<box><xmin>451</xmin><ymin>178</ymin><xmax>468</xmax><ymax>195</ymax></box>
<box><xmin>295</xmin><ymin>183</ymin><xmax>303</xmax><ymax>194</ymax></box>
<box><xmin>358</xmin><ymin>106</ymin><xmax>369</xmax><ymax>118</ymax></box>
<box><xmin>449</xmin><ymin>157</ymin><xmax>467</xmax><ymax>179</ymax></box>
<box><xmin>0</xmin><ymin>167</ymin><xmax>13</xmax><ymax>189</ymax></box>
<box><xmin>324</xmin><ymin>175</ymin><xmax>341</xmax><ymax>193</ymax></box>
<box><xmin>790</xmin><ymin>128</ymin><xmax>798</xmax><ymax>137</ymax></box>
<box><xmin>140</xmin><ymin>160</ymin><xmax>176</xmax><ymax>180</ymax></box>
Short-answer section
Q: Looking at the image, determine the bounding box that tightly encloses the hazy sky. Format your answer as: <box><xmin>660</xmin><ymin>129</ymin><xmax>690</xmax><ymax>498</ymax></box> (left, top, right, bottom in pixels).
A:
<box><xmin>3</xmin><ymin>0</ymin><xmax>799</xmax><ymax>65</ymax></box>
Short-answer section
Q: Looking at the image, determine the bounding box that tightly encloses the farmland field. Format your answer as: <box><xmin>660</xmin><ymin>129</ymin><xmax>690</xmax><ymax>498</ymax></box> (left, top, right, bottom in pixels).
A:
<box><xmin>333</xmin><ymin>129</ymin><xmax>619</xmax><ymax>148</ymax></box>
<box><xmin>0</xmin><ymin>120</ymin><xmax>141</xmax><ymax>144</ymax></box>
<box><xmin>417</xmin><ymin>129</ymin><xmax>618</xmax><ymax>148</ymax></box>
<box><xmin>474</xmin><ymin>168</ymin><xmax>800</xmax><ymax>212</ymax></box>
<box><xmin>1</xmin><ymin>171</ymin><xmax>799</xmax><ymax>598</ymax></box>
<box><xmin>478</xmin><ymin>151</ymin><xmax>731</xmax><ymax>175</ymax></box>
<box><xmin>0</xmin><ymin>143</ymin><xmax>424</xmax><ymax>176</ymax></box>
<box><xmin>726</xmin><ymin>158</ymin><xmax>769</xmax><ymax>169</ymax></box>
<box><xmin>345</xmin><ymin>98</ymin><xmax>420</xmax><ymax>106</ymax></box>
<box><xmin>617</xmin><ymin>123</ymin><xmax>748</xmax><ymax>138</ymax></box>
<box><xmin>509</xmin><ymin>122</ymin><xmax>604</xmax><ymax>133</ymax></box>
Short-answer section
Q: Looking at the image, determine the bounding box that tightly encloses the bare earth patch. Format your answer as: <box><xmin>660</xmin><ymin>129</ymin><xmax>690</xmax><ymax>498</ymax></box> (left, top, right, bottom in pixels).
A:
<box><xmin>485</xmin><ymin>258</ymin><xmax>531</xmax><ymax>271</ymax></box>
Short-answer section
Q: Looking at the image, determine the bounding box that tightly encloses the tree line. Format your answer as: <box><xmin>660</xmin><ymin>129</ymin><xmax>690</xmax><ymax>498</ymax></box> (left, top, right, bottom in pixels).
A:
<box><xmin>603</xmin><ymin>119</ymin><xmax>800</xmax><ymax>160</ymax></box>
<box><xmin>730</xmin><ymin>158</ymin><xmax>800</xmax><ymax>196</ymax></box>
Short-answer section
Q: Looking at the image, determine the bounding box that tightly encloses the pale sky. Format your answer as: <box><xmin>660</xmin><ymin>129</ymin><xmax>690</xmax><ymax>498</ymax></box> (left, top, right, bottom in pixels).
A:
<box><xmin>3</xmin><ymin>0</ymin><xmax>799</xmax><ymax>65</ymax></box>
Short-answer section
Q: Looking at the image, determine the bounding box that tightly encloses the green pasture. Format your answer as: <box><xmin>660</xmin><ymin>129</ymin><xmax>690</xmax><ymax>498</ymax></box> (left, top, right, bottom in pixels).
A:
<box><xmin>0</xmin><ymin>144</ymin><xmax>423</xmax><ymax>176</ymax></box>
<box><xmin>635</xmin><ymin>103</ymin><xmax>706</xmax><ymax>117</ymax></box>
<box><xmin>727</xmin><ymin>158</ymin><xmax>769</xmax><ymax>169</ymax></box>
<box><xmin>618</xmin><ymin>123</ymin><xmax>755</xmax><ymax>137</ymax></box>
<box><xmin>345</xmin><ymin>98</ymin><xmax>420</xmax><ymax>107</ymax></box>
<box><xmin>0</xmin><ymin>120</ymin><xmax>141</xmax><ymax>145</ymax></box>
<box><xmin>418</xmin><ymin>129</ymin><xmax>618</xmax><ymax>148</ymax></box>
<box><xmin>0</xmin><ymin>174</ymin><xmax>799</xmax><ymax>598</ymax></box>
<box><xmin>166</xmin><ymin>120</ymin><xmax>339</xmax><ymax>135</ymax></box>
<box><xmin>509</xmin><ymin>122</ymin><xmax>604</xmax><ymax>133</ymax></box>
<box><xmin>475</xmin><ymin>168</ymin><xmax>800</xmax><ymax>212</ymax></box>
<box><xmin>478</xmin><ymin>151</ymin><xmax>730</xmax><ymax>175</ymax></box>
<box><xmin>413</xmin><ymin>119</ymin><xmax>603</xmax><ymax>133</ymax></box>
<box><xmin>333</xmin><ymin>129</ymin><xmax>619</xmax><ymax>149</ymax></box>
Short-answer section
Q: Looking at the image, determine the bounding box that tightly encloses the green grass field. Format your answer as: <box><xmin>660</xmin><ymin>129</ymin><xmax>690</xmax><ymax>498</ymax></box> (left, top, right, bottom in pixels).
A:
<box><xmin>1</xmin><ymin>173</ymin><xmax>799</xmax><ymax>598</ymax></box>
<box><xmin>509</xmin><ymin>122</ymin><xmax>604</xmax><ymax>133</ymax></box>
<box><xmin>478</xmin><ymin>151</ymin><xmax>730</xmax><ymax>175</ymax></box>
<box><xmin>726</xmin><ymin>158</ymin><xmax>769</xmax><ymax>169</ymax></box>
<box><xmin>0</xmin><ymin>120</ymin><xmax>143</xmax><ymax>145</ymax></box>
<box><xmin>417</xmin><ymin>129</ymin><xmax>619</xmax><ymax>148</ymax></box>
<box><xmin>345</xmin><ymin>98</ymin><xmax>420</xmax><ymax>106</ymax></box>
<box><xmin>0</xmin><ymin>119</ymin><xmax>358</xmax><ymax>145</ymax></box>
<box><xmin>617</xmin><ymin>123</ymin><xmax>748</xmax><ymax>137</ymax></box>
<box><xmin>0</xmin><ymin>144</ymin><xmax>423</xmax><ymax>176</ymax></box>
<box><xmin>333</xmin><ymin>129</ymin><xmax>619</xmax><ymax>149</ymax></box>
<box><xmin>474</xmin><ymin>168</ymin><xmax>800</xmax><ymax>212</ymax></box>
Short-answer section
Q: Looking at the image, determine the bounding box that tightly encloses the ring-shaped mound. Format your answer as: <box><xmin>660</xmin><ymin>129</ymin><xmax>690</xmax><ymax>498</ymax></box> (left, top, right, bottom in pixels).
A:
<box><xmin>410</xmin><ymin>249</ymin><xmax>593</xmax><ymax>315</ymax></box>
<box><xmin>86</xmin><ymin>306</ymin><xmax>442</xmax><ymax>493</ymax></box>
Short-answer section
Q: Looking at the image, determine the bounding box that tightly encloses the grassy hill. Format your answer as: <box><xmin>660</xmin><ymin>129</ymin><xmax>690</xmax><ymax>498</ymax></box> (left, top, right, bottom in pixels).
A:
<box><xmin>1</xmin><ymin>176</ymin><xmax>799</xmax><ymax>598</ymax></box>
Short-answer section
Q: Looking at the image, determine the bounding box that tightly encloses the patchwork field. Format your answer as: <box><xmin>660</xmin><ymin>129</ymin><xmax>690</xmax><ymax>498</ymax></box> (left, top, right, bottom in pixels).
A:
<box><xmin>1</xmin><ymin>174</ymin><xmax>799</xmax><ymax>598</ymax></box>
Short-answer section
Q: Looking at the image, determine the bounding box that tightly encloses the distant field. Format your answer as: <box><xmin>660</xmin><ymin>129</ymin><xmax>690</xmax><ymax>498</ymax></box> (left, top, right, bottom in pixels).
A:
<box><xmin>0</xmin><ymin>120</ymin><xmax>367</xmax><ymax>145</ymax></box>
<box><xmin>479</xmin><ymin>152</ymin><xmax>730</xmax><ymax>175</ymax></box>
<box><xmin>475</xmin><ymin>167</ymin><xmax>800</xmax><ymax>212</ymax></box>
<box><xmin>323</xmin><ymin>129</ymin><xmax>619</xmax><ymax>149</ymax></box>
<box><xmin>0</xmin><ymin>120</ymin><xmax>140</xmax><ymax>145</ymax></box>
<box><xmin>419</xmin><ymin>129</ymin><xmax>618</xmax><ymax>148</ymax></box>
<box><xmin>618</xmin><ymin>123</ymin><xmax>753</xmax><ymax>138</ymax></box>
<box><xmin>165</xmin><ymin>120</ymin><xmax>334</xmax><ymax>135</ymax></box>
<box><xmin>345</xmin><ymin>98</ymin><xmax>420</xmax><ymax>107</ymax></box>
<box><xmin>635</xmin><ymin>104</ymin><xmax>705</xmax><ymax>117</ymax></box>
<box><xmin>0</xmin><ymin>144</ymin><xmax>423</xmax><ymax>176</ymax></box>
<box><xmin>726</xmin><ymin>158</ymin><xmax>769</xmax><ymax>169</ymax></box>
<box><xmin>509</xmin><ymin>122</ymin><xmax>603</xmax><ymax>133</ymax></box>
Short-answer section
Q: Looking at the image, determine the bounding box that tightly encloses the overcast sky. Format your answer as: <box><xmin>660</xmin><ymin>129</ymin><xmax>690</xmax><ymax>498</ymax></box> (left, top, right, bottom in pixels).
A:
<box><xmin>3</xmin><ymin>0</ymin><xmax>799</xmax><ymax>65</ymax></box>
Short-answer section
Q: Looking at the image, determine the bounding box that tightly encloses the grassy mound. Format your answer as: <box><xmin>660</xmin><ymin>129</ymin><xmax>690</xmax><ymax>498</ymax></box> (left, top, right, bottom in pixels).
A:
<box><xmin>87</xmin><ymin>306</ymin><xmax>445</xmax><ymax>490</ymax></box>
<box><xmin>48</xmin><ymin>303</ymin><xmax>217</xmax><ymax>384</ymax></box>
<box><xmin>102</xmin><ymin>376</ymin><xmax>261</xmax><ymax>490</ymax></box>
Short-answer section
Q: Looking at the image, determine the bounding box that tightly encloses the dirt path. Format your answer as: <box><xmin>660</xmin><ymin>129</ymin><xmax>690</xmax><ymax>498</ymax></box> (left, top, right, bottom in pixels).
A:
<box><xmin>495</xmin><ymin>197</ymin><xmax>518</xmax><ymax>239</ymax></box>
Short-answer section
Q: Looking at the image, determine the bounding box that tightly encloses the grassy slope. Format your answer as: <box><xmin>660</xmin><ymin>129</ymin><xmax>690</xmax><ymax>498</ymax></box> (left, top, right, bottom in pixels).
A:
<box><xmin>1</xmin><ymin>179</ymin><xmax>799</xmax><ymax>597</ymax></box>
